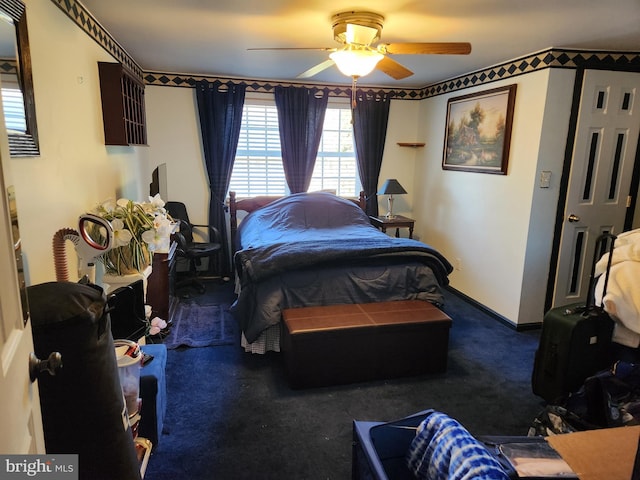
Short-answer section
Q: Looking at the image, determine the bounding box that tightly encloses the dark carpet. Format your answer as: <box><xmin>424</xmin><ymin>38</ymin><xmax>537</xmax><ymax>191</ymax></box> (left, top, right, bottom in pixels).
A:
<box><xmin>144</xmin><ymin>282</ymin><xmax>544</xmax><ymax>480</ymax></box>
<box><xmin>163</xmin><ymin>302</ymin><xmax>236</xmax><ymax>349</ymax></box>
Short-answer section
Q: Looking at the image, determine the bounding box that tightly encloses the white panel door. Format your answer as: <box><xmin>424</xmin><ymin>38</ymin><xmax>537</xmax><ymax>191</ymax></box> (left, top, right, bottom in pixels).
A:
<box><xmin>0</xmin><ymin>119</ymin><xmax>45</xmax><ymax>453</ymax></box>
<box><xmin>553</xmin><ymin>70</ymin><xmax>640</xmax><ymax>307</ymax></box>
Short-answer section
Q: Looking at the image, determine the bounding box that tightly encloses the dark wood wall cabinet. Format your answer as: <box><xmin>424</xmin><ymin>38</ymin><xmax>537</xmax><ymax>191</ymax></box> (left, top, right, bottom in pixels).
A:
<box><xmin>98</xmin><ymin>62</ymin><xmax>147</xmax><ymax>146</ymax></box>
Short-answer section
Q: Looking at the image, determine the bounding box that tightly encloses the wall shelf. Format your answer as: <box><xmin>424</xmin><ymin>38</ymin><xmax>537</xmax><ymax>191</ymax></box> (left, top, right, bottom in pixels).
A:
<box><xmin>397</xmin><ymin>142</ymin><xmax>425</xmax><ymax>148</ymax></box>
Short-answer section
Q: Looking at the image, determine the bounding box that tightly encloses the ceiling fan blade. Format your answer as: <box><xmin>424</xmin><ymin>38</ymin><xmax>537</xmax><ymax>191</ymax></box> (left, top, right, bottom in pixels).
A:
<box><xmin>379</xmin><ymin>42</ymin><xmax>472</xmax><ymax>55</ymax></box>
<box><xmin>247</xmin><ymin>47</ymin><xmax>335</xmax><ymax>52</ymax></box>
<box><xmin>376</xmin><ymin>56</ymin><xmax>413</xmax><ymax>80</ymax></box>
<box><xmin>297</xmin><ymin>59</ymin><xmax>336</xmax><ymax>79</ymax></box>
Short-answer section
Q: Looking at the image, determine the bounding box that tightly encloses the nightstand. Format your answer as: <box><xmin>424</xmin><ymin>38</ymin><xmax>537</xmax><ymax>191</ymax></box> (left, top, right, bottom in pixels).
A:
<box><xmin>370</xmin><ymin>215</ymin><xmax>415</xmax><ymax>239</ymax></box>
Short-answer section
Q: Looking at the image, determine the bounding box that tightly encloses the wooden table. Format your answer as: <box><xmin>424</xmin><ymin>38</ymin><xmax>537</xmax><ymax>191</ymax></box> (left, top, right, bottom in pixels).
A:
<box><xmin>370</xmin><ymin>215</ymin><xmax>415</xmax><ymax>239</ymax></box>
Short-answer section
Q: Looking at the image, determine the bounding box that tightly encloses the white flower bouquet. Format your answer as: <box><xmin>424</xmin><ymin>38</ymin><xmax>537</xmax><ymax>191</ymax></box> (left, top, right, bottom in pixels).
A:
<box><xmin>91</xmin><ymin>194</ymin><xmax>174</xmax><ymax>276</ymax></box>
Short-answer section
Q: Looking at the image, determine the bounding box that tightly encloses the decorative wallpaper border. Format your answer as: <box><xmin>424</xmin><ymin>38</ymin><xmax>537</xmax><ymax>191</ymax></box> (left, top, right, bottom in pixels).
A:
<box><xmin>141</xmin><ymin>72</ymin><xmax>408</xmax><ymax>100</ymax></box>
<box><xmin>50</xmin><ymin>0</ymin><xmax>143</xmax><ymax>79</ymax></box>
<box><xmin>0</xmin><ymin>59</ymin><xmax>17</xmax><ymax>75</ymax></box>
<box><xmin>54</xmin><ymin>0</ymin><xmax>640</xmax><ymax>99</ymax></box>
<box><xmin>144</xmin><ymin>49</ymin><xmax>640</xmax><ymax>100</ymax></box>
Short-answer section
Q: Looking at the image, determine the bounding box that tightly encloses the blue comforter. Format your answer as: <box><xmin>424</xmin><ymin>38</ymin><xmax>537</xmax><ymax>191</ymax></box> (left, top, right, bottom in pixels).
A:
<box><xmin>236</xmin><ymin>236</ymin><xmax>452</xmax><ymax>285</ymax></box>
<box><xmin>231</xmin><ymin>192</ymin><xmax>453</xmax><ymax>343</ymax></box>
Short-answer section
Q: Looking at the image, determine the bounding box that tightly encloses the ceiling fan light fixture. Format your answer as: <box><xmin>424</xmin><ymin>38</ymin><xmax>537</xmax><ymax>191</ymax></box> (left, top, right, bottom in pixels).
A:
<box><xmin>329</xmin><ymin>48</ymin><xmax>383</xmax><ymax>78</ymax></box>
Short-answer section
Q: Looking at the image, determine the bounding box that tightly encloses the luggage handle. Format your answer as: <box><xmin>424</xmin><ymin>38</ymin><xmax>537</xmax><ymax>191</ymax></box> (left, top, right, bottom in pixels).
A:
<box><xmin>586</xmin><ymin>232</ymin><xmax>616</xmax><ymax>311</ymax></box>
<box><xmin>565</xmin><ymin>233</ymin><xmax>616</xmax><ymax>316</ymax></box>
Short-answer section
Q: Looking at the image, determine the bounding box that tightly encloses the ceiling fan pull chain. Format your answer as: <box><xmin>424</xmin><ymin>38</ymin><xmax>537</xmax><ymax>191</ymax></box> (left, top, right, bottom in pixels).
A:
<box><xmin>351</xmin><ymin>76</ymin><xmax>358</xmax><ymax>109</ymax></box>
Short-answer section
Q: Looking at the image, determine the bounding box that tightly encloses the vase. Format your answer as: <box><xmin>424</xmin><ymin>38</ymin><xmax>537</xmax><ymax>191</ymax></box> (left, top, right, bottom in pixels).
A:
<box><xmin>101</xmin><ymin>243</ymin><xmax>152</xmax><ymax>278</ymax></box>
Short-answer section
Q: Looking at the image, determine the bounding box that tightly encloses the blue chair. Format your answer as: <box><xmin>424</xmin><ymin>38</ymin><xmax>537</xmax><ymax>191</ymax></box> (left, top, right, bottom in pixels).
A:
<box><xmin>139</xmin><ymin>344</ymin><xmax>167</xmax><ymax>450</ymax></box>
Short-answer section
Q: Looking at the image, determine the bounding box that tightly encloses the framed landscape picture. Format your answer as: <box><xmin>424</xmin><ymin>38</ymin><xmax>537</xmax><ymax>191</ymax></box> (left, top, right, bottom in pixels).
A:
<box><xmin>442</xmin><ymin>84</ymin><xmax>517</xmax><ymax>174</ymax></box>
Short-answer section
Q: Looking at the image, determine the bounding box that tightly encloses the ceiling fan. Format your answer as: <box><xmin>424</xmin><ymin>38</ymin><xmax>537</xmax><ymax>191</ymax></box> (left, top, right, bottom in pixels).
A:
<box><xmin>248</xmin><ymin>10</ymin><xmax>471</xmax><ymax>81</ymax></box>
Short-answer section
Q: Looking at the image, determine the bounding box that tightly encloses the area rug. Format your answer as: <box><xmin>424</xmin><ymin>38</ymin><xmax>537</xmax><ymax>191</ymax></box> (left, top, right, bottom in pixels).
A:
<box><xmin>163</xmin><ymin>303</ymin><xmax>237</xmax><ymax>349</ymax></box>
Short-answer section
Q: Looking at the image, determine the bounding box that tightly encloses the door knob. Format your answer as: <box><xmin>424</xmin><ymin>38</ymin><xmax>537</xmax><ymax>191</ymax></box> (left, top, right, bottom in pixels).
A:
<box><xmin>568</xmin><ymin>214</ymin><xmax>580</xmax><ymax>223</ymax></box>
<box><xmin>29</xmin><ymin>351</ymin><xmax>62</xmax><ymax>382</ymax></box>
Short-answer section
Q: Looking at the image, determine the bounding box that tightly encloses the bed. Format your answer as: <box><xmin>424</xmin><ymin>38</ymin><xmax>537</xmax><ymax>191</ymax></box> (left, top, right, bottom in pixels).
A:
<box><xmin>228</xmin><ymin>191</ymin><xmax>453</xmax><ymax>353</ymax></box>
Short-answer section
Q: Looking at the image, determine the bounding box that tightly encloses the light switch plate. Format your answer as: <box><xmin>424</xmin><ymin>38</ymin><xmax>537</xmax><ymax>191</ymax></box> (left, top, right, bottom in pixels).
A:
<box><xmin>540</xmin><ymin>171</ymin><xmax>551</xmax><ymax>188</ymax></box>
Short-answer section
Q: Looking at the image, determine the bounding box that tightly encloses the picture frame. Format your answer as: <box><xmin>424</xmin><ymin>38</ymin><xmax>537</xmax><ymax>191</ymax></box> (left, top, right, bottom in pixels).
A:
<box><xmin>442</xmin><ymin>84</ymin><xmax>517</xmax><ymax>174</ymax></box>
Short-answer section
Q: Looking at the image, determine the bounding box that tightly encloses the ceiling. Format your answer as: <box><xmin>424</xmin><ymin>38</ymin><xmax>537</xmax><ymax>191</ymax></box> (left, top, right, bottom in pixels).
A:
<box><xmin>80</xmin><ymin>0</ymin><xmax>640</xmax><ymax>89</ymax></box>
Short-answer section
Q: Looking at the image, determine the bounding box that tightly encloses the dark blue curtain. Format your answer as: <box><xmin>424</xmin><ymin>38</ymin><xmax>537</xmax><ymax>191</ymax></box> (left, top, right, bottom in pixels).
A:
<box><xmin>275</xmin><ymin>86</ymin><xmax>329</xmax><ymax>193</ymax></box>
<box><xmin>195</xmin><ymin>80</ymin><xmax>246</xmax><ymax>276</ymax></box>
<box><xmin>353</xmin><ymin>89</ymin><xmax>391</xmax><ymax>216</ymax></box>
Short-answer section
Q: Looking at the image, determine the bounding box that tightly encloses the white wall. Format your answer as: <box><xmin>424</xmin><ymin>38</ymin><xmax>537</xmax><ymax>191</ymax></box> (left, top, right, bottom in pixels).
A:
<box><xmin>376</xmin><ymin>100</ymin><xmax>422</xmax><ymax>225</ymax></box>
<box><xmin>143</xmin><ymin>86</ymin><xmax>209</xmax><ymax>226</ymax></box>
<box><xmin>6</xmin><ymin>0</ymin><xmax>149</xmax><ymax>285</ymax></box>
<box><xmin>518</xmin><ymin>69</ymin><xmax>576</xmax><ymax>325</ymax></box>
<box><xmin>412</xmin><ymin>69</ymin><xmax>576</xmax><ymax>325</ymax></box>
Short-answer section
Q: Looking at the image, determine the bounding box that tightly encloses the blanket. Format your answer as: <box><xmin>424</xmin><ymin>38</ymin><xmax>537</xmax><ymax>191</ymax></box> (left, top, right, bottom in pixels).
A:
<box><xmin>406</xmin><ymin>411</ymin><xmax>509</xmax><ymax>480</ymax></box>
<box><xmin>234</xmin><ymin>191</ymin><xmax>452</xmax><ymax>286</ymax></box>
<box><xmin>234</xmin><ymin>236</ymin><xmax>453</xmax><ymax>286</ymax></box>
<box><xmin>594</xmin><ymin>228</ymin><xmax>640</xmax><ymax>347</ymax></box>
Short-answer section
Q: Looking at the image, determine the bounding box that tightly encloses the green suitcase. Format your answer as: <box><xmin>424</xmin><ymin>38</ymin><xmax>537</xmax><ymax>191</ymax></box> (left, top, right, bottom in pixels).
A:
<box><xmin>532</xmin><ymin>233</ymin><xmax>616</xmax><ymax>403</ymax></box>
<box><xmin>531</xmin><ymin>303</ymin><xmax>614</xmax><ymax>403</ymax></box>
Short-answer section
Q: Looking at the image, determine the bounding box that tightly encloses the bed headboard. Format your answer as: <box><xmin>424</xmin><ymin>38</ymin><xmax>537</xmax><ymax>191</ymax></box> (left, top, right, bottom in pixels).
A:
<box><xmin>228</xmin><ymin>191</ymin><xmax>366</xmax><ymax>254</ymax></box>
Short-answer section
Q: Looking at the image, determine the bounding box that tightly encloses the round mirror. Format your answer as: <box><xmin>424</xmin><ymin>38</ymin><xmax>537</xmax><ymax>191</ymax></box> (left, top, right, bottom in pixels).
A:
<box><xmin>79</xmin><ymin>215</ymin><xmax>113</xmax><ymax>251</ymax></box>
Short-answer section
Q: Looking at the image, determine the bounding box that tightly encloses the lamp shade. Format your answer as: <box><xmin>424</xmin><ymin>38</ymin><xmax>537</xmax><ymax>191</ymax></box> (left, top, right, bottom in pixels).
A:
<box><xmin>329</xmin><ymin>48</ymin><xmax>383</xmax><ymax>78</ymax></box>
<box><xmin>378</xmin><ymin>179</ymin><xmax>407</xmax><ymax>195</ymax></box>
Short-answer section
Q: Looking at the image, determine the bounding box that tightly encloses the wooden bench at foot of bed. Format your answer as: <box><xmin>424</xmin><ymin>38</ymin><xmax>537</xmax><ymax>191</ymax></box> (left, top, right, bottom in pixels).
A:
<box><xmin>281</xmin><ymin>300</ymin><xmax>452</xmax><ymax>388</ymax></box>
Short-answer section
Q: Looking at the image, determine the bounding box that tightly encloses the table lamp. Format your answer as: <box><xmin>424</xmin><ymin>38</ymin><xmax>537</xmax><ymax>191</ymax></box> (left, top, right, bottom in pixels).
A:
<box><xmin>378</xmin><ymin>179</ymin><xmax>407</xmax><ymax>218</ymax></box>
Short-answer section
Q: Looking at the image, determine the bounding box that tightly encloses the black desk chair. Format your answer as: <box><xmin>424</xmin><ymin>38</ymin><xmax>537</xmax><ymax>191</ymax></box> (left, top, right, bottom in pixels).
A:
<box><xmin>165</xmin><ymin>201</ymin><xmax>222</xmax><ymax>294</ymax></box>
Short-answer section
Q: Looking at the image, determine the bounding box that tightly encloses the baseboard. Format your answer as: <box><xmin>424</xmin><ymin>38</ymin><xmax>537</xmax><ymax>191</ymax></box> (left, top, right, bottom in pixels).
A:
<box><xmin>444</xmin><ymin>286</ymin><xmax>541</xmax><ymax>332</ymax></box>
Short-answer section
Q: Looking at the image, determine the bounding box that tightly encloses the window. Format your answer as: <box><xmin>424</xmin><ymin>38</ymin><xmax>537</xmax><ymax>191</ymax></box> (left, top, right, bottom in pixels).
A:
<box><xmin>230</xmin><ymin>104</ymin><xmax>285</xmax><ymax>196</ymax></box>
<box><xmin>309</xmin><ymin>107</ymin><xmax>358</xmax><ymax>196</ymax></box>
<box><xmin>1</xmin><ymin>74</ymin><xmax>26</xmax><ymax>133</ymax></box>
<box><xmin>229</xmin><ymin>101</ymin><xmax>360</xmax><ymax>197</ymax></box>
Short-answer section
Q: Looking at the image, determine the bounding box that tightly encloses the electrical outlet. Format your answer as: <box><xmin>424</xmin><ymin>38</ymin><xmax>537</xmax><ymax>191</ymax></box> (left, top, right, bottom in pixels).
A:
<box><xmin>455</xmin><ymin>258</ymin><xmax>462</xmax><ymax>271</ymax></box>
